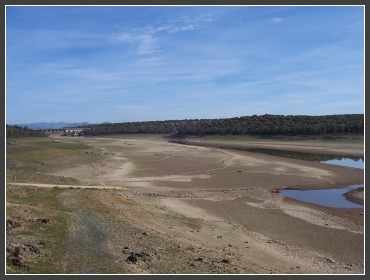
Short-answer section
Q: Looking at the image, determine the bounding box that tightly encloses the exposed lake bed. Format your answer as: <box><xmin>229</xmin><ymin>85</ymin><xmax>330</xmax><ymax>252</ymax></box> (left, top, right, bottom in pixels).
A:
<box><xmin>6</xmin><ymin>134</ymin><xmax>364</xmax><ymax>274</ymax></box>
<box><xmin>178</xmin><ymin>136</ymin><xmax>364</xmax><ymax>210</ymax></box>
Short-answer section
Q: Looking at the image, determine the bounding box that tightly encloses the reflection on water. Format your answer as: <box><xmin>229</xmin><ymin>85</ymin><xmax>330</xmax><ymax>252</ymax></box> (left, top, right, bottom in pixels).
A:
<box><xmin>280</xmin><ymin>185</ymin><xmax>364</xmax><ymax>209</ymax></box>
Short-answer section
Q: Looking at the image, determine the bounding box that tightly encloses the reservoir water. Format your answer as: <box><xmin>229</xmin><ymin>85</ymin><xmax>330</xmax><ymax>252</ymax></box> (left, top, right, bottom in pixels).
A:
<box><xmin>280</xmin><ymin>184</ymin><xmax>364</xmax><ymax>209</ymax></box>
<box><xmin>280</xmin><ymin>156</ymin><xmax>364</xmax><ymax>208</ymax></box>
<box><xmin>243</xmin><ymin>148</ymin><xmax>364</xmax><ymax>208</ymax></box>
<box><xmin>318</xmin><ymin>158</ymin><xmax>364</xmax><ymax>169</ymax></box>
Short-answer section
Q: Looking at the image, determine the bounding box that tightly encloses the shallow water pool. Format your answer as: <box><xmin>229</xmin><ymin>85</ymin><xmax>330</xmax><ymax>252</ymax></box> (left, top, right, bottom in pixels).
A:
<box><xmin>318</xmin><ymin>158</ymin><xmax>364</xmax><ymax>169</ymax></box>
<box><xmin>280</xmin><ymin>157</ymin><xmax>364</xmax><ymax>208</ymax></box>
<box><xmin>280</xmin><ymin>184</ymin><xmax>364</xmax><ymax>209</ymax></box>
<box><xmin>243</xmin><ymin>147</ymin><xmax>364</xmax><ymax>208</ymax></box>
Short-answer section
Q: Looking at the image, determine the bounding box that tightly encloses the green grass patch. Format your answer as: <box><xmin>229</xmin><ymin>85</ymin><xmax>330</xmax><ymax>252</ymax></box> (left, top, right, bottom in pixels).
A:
<box><xmin>6</xmin><ymin>187</ymin><xmax>70</xmax><ymax>274</ymax></box>
<box><xmin>9</xmin><ymin>187</ymin><xmax>63</xmax><ymax>207</ymax></box>
<box><xmin>6</xmin><ymin>136</ymin><xmax>106</xmax><ymax>185</ymax></box>
<box><xmin>168</xmin><ymin>212</ymin><xmax>202</xmax><ymax>230</ymax></box>
<box><xmin>10</xmin><ymin>137</ymin><xmax>90</xmax><ymax>150</ymax></box>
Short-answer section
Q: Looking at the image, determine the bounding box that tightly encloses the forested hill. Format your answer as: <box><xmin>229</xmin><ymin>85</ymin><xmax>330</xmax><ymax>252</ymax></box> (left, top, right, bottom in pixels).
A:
<box><xmin>82</xmin><ymin>114</ymin><xmax>364</xmax><ymax>136</ymax></box>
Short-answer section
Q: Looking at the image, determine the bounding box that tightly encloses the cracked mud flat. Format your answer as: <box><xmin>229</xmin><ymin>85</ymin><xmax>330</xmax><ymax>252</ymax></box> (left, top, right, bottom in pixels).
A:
<box><xmin>6</xmin><ymin>135</ymin><xmax>364</xmax><ymax>274</ymax></box>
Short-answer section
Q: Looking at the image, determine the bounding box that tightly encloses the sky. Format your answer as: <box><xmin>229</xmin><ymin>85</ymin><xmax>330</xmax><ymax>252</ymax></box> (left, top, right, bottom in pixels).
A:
<box><xmin>5</xmin><ymin>5</ymin><xmax>365</xmax><ymax>125</ymax></box>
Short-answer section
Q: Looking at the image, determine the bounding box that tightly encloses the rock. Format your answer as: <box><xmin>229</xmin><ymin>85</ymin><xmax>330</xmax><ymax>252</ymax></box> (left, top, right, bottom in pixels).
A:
<box><xmin>10</xmin><ymin>257</ymin><xmax>29</xmax><ymax>270</ymax></box>
<box><xmin>37</xmin><ymin>218</ymin><xmax>52</xmax><ymax>223</ymax></box>
<box><xmin>6</xmin><ymin>243</ymin><xmax>42</xmax><ymax>270</ymax></box>
<box><xmin>127</xmin><ymin>255</ymin><xmax>138</xmax><ymax>264</ymax></box>
<box><xmin>6</xmin><ymin>219</ymin><xmax>22</xmax><ymax>231</ymax></box>
<box><xmin>26</xmin><ymin>244</ymin><xmax>41</xmax><ymax>254</ymax></box>
<box><xmin>122</xmin><ymin>248</ymin><xmax>132</xmax><ymax>254</ymax></box>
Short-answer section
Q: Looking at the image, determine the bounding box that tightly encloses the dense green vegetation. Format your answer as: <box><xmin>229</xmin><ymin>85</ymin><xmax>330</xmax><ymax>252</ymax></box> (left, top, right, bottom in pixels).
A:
<box><xmin>6</xmin><ymin>125</ymin><xmax>47</xmax><ymax>138</ymax></box>
<box><xmin>7</xmin><ymin>114</ymin><xmax>363</xmax><ymax>138</ymax></box>
<box><xmin>81</xmin><ymin>114</ymin><xmax>364</xmax><ymax>136</ymax></box>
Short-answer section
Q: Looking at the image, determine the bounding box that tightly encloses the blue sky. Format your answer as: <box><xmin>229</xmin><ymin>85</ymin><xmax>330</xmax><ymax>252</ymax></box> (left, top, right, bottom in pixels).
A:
<box><xmin>6</xmin><ymin>5</ymin><xmax>364</xmax><ymax>125</ymax></box>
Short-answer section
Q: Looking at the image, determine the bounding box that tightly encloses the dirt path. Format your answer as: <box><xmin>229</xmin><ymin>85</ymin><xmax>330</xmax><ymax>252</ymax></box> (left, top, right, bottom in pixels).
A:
<box><xmin>11</xmin><ymin>183</ymin><xmax>125</xmax><ymax>190</ymax></box>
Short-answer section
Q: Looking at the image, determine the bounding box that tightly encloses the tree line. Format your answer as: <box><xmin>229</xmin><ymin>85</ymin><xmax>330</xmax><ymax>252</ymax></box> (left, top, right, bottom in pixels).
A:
<box><xmin>82</xmin><ymin>114</ymin><xmax>364</xmax><ymax>136</ymax></box>
<box><xmin>6</xmin><ymin>114</ymin><xmax>363</xmax><ymax>138</ymax></box>
<box><xmin>6</xmin><ymin>125</ymin><xmax>48</xmax><ymax>138</ymax></box>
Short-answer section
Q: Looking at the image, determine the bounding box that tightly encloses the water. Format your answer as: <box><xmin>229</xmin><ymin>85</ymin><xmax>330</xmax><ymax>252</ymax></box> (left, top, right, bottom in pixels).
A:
<box><xmin>279</xmin><ymin>156</ymin><xmax>364</xmax><ymax>208</ymax></box>
<box><xmin>280</xmin><ymin>156</ymin><xmax>364</xmax><ymax>208</ymax></box>
<box><xmin>280</xmin><ymin>185</ymin><xmax>364</xmax><ymax>209</ymax></box>
<box><xmin>319</xmin><ymin>158</ymin><xmax>364</xmax><ymax>169</ymax></box>
<box><xmin>245</xmin><ymin>148</ymin><xmax>366</xmax><ymax>208</ymax></box>
<box><xmin>235</xmin><ymin>147</ymin><xmax>365</xmax><ymax>208</ymax></box>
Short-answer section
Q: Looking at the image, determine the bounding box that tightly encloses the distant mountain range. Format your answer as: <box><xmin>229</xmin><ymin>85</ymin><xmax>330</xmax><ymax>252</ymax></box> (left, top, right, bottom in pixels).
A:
<box><xmin>10</xmin><ymin>122</ymin><xmax>90</xmax><ymax>129</ymax></box>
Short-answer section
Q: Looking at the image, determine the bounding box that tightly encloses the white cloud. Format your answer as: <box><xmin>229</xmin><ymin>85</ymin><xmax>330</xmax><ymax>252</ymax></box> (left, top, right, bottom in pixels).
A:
<box><xmin>113</xmin><ymin>13</ymin><xmax>212</xmax><ymax>55</ymax></box>
<box><xmin>180</xmin><ymin>25</ymin><xmax>195</xmax><ymax>31</ymax></box>
<box><xmin>155</xmin><ymin>24</ymin><xmax>195</xmax><ymax>33</ymax></box>
<box><xmin>134</xmin><ymin>57</ymin><xmax>167</xmax><ymax>68</ymax></box>
<box><xmin>272</xmin><ymin>17</ymin><xmax>282</xmax><ymax>23</ymax></box>
<box><xmin>136</xmin><ymin>34</ymin><xmax>158</xmax><ymax>55</ymax></box>
<box><xmin>178</xmin><ymin>13</ymin><xmax>214</xmax><ymax>24</ymax></box>
<box><xmin>115</xmin><ymin>32</ymin><xmax>134</xmax><ymax>43</ymax></box>
<box><xmin>114</xmin><ymin>31</ymin><xmax>158</xmax><ymax>55</ymax></box>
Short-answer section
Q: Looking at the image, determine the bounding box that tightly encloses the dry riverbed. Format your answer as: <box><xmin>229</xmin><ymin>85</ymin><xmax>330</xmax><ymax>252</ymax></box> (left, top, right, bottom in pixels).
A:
<box><xmin>6</xmin><ymin>134</ymin><xmax>364</xmax><ymax>274</ymax></box>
